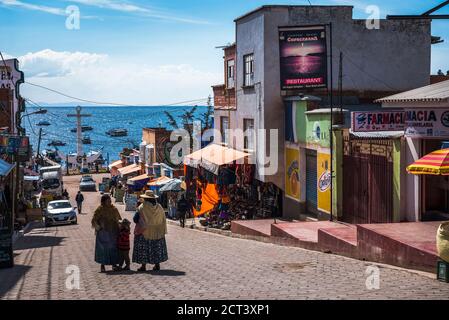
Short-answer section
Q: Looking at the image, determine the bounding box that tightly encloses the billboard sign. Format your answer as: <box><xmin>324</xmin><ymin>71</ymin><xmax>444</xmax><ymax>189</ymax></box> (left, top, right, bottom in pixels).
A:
<box><xmin>352</xmin><ymin>111</ymin><xmax>405</xmax><ymax>132</ymax></box>
<box><xmin>279</xmin><ymin>26</ymin><xmax>327</xmax><ymax>90</ymax></box>
<box><xmin>405</xmin><ymin>109</ymin><xmax>449</xmax><ymax>138</ymax></box>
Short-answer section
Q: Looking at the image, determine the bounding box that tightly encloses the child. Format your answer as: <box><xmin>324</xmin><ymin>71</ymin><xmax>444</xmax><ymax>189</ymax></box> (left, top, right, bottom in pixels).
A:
<box><xmin>117</xmin><ymin>219</ymin><xmax>131</xmax><ymax>271</ymax></box>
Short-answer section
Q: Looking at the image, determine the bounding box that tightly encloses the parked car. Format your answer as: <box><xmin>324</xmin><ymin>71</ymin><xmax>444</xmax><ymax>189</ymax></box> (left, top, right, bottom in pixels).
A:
<box><xmin>80</xmin><ymin>175</ymin><xmax>96</xmax><ymax>192</ymax></box>
<box><xmin>44</xmin><ymin>200</ymin><xmax>77</xmax><ymax>227</ymax></box>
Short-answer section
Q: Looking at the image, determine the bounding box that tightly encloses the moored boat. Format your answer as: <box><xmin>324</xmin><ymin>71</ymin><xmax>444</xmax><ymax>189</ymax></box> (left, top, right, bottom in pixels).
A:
<box><xmin>106</xmin><ymin>128</ymin><xmax>128</xmax><ymax>137</ymax></box>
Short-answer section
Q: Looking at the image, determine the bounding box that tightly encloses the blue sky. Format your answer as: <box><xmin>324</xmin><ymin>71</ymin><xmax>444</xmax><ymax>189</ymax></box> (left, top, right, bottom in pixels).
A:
<box><xmin>0</xmin><ymin>0</ymin><xmax>448</xmax><ymax>105</ymax></box>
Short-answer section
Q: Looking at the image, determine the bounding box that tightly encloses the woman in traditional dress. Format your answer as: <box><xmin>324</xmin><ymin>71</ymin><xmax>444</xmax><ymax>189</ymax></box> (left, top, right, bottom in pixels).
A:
<box><xmin>92</xmin><ymin>194</ymin><xmax>122</xmax><ymax>273</ymax></box>
<box><xmin>132</xmin><ymin>190</ymin><xmax>168</xmax><ymax>272</ymax></box>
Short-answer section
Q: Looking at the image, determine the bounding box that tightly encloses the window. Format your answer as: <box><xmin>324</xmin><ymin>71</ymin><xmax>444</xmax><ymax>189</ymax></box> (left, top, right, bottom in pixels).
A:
<box><xmin>226</xmin><ymin>59</ymin><xmax>235</xmax><ymax>89</ymax></box>
<box><xmin>243</xmin><ymin>54</ymin><xmax>254</xmax><ymax>87</ymax></box>
<box><xmin>243</xmin><ymin>118</ymin><xmax>255</xmax><ymax>151</ymax></box>
<box><xmin>220</xmin><ymin>116</ymin><xmax>229</xmax><ymax>145</ymax></box>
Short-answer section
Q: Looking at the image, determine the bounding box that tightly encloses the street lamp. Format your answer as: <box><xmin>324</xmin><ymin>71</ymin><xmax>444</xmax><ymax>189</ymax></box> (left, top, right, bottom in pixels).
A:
<box><xmin>20</xmin><ymin>108</ymin><xmax>47</xmax><ymax>120</ymax></box>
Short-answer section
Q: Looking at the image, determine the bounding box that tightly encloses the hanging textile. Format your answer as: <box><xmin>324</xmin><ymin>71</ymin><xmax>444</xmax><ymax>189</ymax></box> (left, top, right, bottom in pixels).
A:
<box><xmin>193</xmin><ymin>183</ymin><xmax>220</xmax><ymax>217</ymax></box>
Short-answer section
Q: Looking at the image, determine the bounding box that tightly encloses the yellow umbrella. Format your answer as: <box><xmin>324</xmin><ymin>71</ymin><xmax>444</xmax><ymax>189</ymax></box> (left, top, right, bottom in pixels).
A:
<box><xmin>407</xmin><ymin>148</ymin><xmax>449</xmax><ymax>175</ymax></box>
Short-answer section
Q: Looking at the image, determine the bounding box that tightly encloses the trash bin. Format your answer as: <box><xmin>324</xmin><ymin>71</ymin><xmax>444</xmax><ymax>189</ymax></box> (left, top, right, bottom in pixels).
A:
<box><xmin>436</xmin><ymin>222</ymin><xmax>449</xmax><ymax>282</ymax></box>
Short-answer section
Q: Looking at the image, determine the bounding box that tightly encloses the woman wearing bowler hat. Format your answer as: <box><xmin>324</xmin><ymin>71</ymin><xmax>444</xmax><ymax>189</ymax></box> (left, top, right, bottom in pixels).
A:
<box><xmin>132</xmin><ymin>190</ymin><xmax>168</xmax><ymax>272</ymax></box>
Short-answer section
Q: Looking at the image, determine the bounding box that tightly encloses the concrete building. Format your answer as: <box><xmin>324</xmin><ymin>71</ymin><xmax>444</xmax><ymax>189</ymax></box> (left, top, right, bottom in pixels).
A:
<box><xmin>376</xmin><ymin>79</ymin><xmax>449</xmax><ymax>223</ymax></box>
<box><xmin>213</xmin><ymin>44</ymin><xmax>237</xmax><ymax>147</ymax></box>
<box><xmin>214</xmin><ymin>5</ymin><xmax>432</xmax><ymax>220</ymax></box>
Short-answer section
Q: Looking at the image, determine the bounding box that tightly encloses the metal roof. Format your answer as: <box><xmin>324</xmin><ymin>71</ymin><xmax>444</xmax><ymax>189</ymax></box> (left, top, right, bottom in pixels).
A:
<box><xmin>305</xmin><ymin>108</ymin><xmax>349</xmax><ymax>115</ymax></box>
<box><xmin>375</xmin><ymin>80</ymin><xmax>449</xmax><ymax>103</ymax></box>
<box><xmin>349</xmin><ymin>130</ymin><xmax>404</xmax><ymax>139</ymax></box>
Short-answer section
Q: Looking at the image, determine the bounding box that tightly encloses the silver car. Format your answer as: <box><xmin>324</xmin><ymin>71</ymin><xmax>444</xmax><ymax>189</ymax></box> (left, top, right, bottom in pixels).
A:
<box><xmin>45</xmin><ymin>200</ymin><xmax>78</xmax><ymax>227</ymax></box>
<box><xmin>79</xmin><ymin>175</ymin><xmax>97</xmax><ymax>192</ymax></box>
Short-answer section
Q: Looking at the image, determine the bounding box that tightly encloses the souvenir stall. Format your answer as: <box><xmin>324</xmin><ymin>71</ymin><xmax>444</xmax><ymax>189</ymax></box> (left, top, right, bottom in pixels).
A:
<box><xmin>159</xmin><ymin>179</ymin><xmax>183</xmax><ymax>219</ymax></box>
<box><xmin>184</xmin><ymin>144</ymin><xmax>277</xmax><ymax>230</ymax></box>
<box><xmin>147</xmin><ymin>176</ymin><xmax>173</xmax><ymax>208</ymax></box>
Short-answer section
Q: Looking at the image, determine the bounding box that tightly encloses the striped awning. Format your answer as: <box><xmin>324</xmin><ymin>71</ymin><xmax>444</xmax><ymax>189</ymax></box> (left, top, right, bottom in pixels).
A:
<box><xmin>407</xmin><ymin>148</ymin><xmax>449</xmax><ymax>175</ymax></box>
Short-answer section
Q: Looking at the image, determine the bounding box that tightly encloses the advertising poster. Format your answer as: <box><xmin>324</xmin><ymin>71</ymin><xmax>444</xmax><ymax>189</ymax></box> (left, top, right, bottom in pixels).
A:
<box><xmin>279</xmin><ymin>26</ymin><xmax>327</xmax><ymax>90</ymax></box>
<box><xmin>317</xmin><ymin>152</ymin><xmax>331</xmax><ymax>213</ymax></box>
<box><xmin>405</xmin><ymin>109</ymin><xmax>449</xmax><ymax>138</ymax></box>
<box><xmin>352</xmin><ymin>111</ymin><xmax>405</xmax><ymax>132</ymax></box>
<box><xmin>285</xmin><ymin>147</ymin><xmax>300</xmax><ymax>202</ymax></box>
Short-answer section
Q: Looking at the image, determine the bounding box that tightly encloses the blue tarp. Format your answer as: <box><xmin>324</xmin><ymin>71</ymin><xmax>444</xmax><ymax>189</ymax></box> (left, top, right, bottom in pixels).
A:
<box><xmin>0</xmin><ymin>159</ymin><xmax>15</xmax><ymax>177</ymax></box>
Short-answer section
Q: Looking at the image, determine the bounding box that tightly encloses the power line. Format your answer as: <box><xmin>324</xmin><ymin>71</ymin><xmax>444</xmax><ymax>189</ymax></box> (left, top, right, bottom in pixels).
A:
<box><xmin>23</xmin><ymin>81</ymin><xmax>209</xmax><ymax>107</ymax></box>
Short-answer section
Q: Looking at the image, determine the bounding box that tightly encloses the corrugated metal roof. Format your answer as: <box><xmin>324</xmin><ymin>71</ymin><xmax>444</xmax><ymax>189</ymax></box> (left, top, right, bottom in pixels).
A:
<box><xmin>376</xmin><ymin>80</ymin><xmax>449</xmax><ymax>103</ymax></box>
<box><xmin>349</xmin><ymin>130</ymin><xmax>404</xmax><ymax>139</ymax></box>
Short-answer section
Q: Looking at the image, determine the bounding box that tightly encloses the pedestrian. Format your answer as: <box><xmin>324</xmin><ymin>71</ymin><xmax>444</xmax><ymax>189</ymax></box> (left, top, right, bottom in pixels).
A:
<box><xmin>62</xmin><ymin>189</ymin><xmax>69</xmax><ymax>200</ymax></box>
<box><xmin>75</xmin><ymin>191</ymin><xmax>84</xmax><ymax>214</ymax></box>
<box><xmin>132</xmin><ymin>190</ymin><xmax>168</xmax><ymax>272</ymax></box>
<box><xmin>91</xmin><ymin>194</ymin><xmax>122</xmax><ymax>273</ymax></box>
<box><xmin>117</xmin><ymin>219</ymin><xmax>131</xmax><ymax>271</ymax></box>
<box><xmin>177</xmin><ymin>194</ymin><xmax>190</xmax><ymax>228</ymax></box>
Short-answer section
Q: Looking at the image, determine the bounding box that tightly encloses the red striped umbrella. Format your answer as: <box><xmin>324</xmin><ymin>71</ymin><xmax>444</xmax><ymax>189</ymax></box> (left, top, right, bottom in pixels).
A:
<box><xmin>407</xmin><ymin>148</ymin><xmax>449</xmax><ymax>175</ymax></box>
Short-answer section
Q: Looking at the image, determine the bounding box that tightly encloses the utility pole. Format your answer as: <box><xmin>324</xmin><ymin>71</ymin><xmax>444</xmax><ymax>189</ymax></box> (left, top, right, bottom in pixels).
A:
<box><xmin>67</xmin><ymin>106</ymin><xmax>91</xmax><ymax>170</ymax></box>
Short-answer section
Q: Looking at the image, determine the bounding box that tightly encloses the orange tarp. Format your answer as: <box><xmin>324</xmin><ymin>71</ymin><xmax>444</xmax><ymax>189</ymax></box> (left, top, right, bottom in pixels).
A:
<box><xmin>193</xmin><ymin>183</ymin><xmax>220</xmax><ymax>217</ymax></box>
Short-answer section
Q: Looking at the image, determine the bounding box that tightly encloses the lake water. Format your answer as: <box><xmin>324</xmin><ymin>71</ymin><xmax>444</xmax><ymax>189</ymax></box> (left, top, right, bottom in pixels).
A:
<box><xmin>23</xmin><ymin>106</ymin><xmax>207</xmax><ymax>163</ymax></box>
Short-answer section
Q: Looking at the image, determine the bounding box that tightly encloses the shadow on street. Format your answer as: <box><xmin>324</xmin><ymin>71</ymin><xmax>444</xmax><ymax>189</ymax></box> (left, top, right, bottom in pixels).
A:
<box><xmin>13</xmin><ymin>235</ymin><xmax>66</xmax><ymax>250</ymax></box>
<box><xmin>0</xmin><ymin>265</ymin><xmax>32</xmax><ymax>298</ymax></box>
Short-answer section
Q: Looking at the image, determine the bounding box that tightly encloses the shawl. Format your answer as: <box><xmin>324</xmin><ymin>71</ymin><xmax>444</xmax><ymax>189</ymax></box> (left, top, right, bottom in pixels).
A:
<box><xmin>139</xmin><ymin>202</ymin><xmax>167</xmax><ymax>240</ymax></box>
<box><xmin>91</xmin><ymin>205</ymin><xmax>122</xmax><ymax>233</ymax></box>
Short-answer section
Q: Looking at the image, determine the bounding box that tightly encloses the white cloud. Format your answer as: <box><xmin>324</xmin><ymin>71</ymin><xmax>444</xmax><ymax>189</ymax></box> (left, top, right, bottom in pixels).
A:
<box><xmin>12</xmin><ymin>49</ymin><xmax>220</xmax><ymax>105</ymax></box>
<box><xmin>67</xmin><ymin>0</ymin><xmax>210</xmax><ymax>24</ymax></box>
<box><xmin>19</xmin><ymin>49</ymin><xmax>107</xmax><ymax>77</ymax></box>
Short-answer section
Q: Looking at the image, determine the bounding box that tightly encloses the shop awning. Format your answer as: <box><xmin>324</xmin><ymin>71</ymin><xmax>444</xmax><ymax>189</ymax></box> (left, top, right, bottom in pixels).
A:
<box><xmin>108</xmin><ymin>160</ymin><xmax>123</xmax><ymax>170</ymax></box>
<box><xmin>127</xmin><ymin>173</ymin><xmax>152</xmax><ymax>183</ymax></box>
<box><xmin>118</xmin><ymin>164</ymin><xmax>141</xmax><ymax>177</ymax></box>
<box><xmin>184</xmin><ymin>144</ymin><xmax>250</xmax><ymax>175</ymax></box>
<box><xmin>407</xmin><ymin>148</ymin><xmax>449</xmax><ymax>175</ymax></box>
<box><xmin>148</xmin><ymin>176</ymin><xmax>173</xmax><ymax>187</ymax></box>
<box><xmin>159</xmin><ymin>179</ymin><xmax>182</xmax><ymax>192</ymax></box>
<box><xmin>0</xmin><ymin>159</ymin><xmax>15</xmax><ymax>177</ymax></box>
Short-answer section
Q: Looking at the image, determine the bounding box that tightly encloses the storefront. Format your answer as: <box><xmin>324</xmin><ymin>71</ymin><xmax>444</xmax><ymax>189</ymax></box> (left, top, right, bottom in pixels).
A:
<box><xmin>284</xmin><ymin>97</ymin><xmax>339</xmax><ymax>220</ymax></box>
<box><xmin>0</xmin><ymin>158</ymin><xmax>16</xmax><ymax>269</ymax></box>
<box><xmin>376</xmin><ymin>79</ymin><xmax>449</xmax><ymax>222</ymax></box>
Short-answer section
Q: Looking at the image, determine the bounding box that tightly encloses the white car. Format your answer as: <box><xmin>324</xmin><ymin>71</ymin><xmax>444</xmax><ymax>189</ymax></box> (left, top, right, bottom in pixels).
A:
<box><xmin>44</xmin><ymin>200</ymin><xmax>78</xmax><ymax>227</ymax></box>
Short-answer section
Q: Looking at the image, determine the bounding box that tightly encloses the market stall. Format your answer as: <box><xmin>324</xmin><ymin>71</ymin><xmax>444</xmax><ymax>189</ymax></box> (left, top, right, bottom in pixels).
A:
<box><xmin>159</xmin><ymin>179</ymin><xmax>183</xmax><ymax>219</ymax></box>
<box><xmin>183</xmin><ymin>144</ymin><xmax>281</xmax><ymax>230</ymax></box>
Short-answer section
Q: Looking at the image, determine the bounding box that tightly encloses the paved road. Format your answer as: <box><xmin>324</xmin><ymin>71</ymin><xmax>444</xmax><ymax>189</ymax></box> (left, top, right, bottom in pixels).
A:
<box><xmin>1</xmin><ymin>174</ymin><xmax>449</xmax><ymax>300</ymax></box>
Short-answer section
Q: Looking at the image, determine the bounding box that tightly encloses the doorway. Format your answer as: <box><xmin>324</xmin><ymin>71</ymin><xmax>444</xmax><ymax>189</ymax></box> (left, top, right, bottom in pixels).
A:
<box><xmin>421</xmin><ymin>139</ymin><xmax>449</xmax><ymax>221</ymax></box>
<box><xmin>305</xmin><ymin>149</ymin><xmax>318</xmax><ymax>216</ymax></box>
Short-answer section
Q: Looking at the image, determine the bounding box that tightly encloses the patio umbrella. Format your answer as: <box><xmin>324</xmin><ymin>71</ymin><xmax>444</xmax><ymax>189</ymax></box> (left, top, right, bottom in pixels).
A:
<box><xmin>407</xmin><ymin>148</ymin><xmax>449</xmax><ymax>175</ymax></box>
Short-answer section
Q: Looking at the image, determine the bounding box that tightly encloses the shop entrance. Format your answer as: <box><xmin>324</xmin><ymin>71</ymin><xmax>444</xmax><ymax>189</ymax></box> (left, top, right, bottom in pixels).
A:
<box><xmin>421</xmin><ymin>139</ymin><xmax>449</xmax><ymax>221</ymax></box>
<box><xmin>342</xmin><ymin>136</ymin><xmax>394</xmax><ymax>224</ymax></box>
<box><xmin>305</xmin><ymin>149</ymin><xmax>318</xmax><ymax>216</ymax></box>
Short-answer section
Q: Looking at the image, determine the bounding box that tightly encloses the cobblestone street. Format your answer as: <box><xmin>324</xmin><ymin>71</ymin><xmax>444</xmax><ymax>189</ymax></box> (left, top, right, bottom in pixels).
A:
<box><xmin>1</xmin><ymin>174</ymin><xmax>449</xmax><ymax>300</ymax></box>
